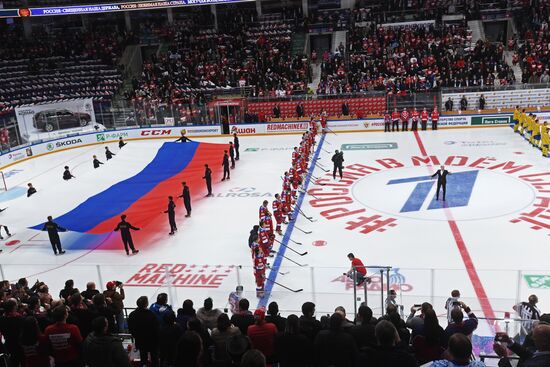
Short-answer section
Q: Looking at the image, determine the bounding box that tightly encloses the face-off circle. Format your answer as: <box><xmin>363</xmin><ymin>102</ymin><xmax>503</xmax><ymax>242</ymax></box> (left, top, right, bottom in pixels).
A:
<box><xmin>351</xmin><ymin>166</ymin><xmax>536</xmax><ymax>221</ymax></box>
<box><xmin>312</xmin><ymin>240</ymin><xmax>327</xmax><ymax>247</ymax></box>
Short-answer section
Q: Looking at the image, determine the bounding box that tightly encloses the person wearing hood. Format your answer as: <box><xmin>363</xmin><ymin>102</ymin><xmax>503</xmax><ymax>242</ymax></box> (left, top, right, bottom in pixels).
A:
<box><xmin>196</xmin><ymin>297</ymin><xmax>222</xmax><ymax>331</ymax></box>
<box><xmin>83</xmin><ymin>316</ymin><xmax>130</xmax><ymax>367</ymax></box>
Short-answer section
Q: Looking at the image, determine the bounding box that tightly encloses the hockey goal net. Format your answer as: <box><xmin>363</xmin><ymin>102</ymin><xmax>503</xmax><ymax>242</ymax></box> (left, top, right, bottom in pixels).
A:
<box><xmin>0</xmin><ymin>171</ymin><xmax>7</xmax><ymax>191</ymax></box>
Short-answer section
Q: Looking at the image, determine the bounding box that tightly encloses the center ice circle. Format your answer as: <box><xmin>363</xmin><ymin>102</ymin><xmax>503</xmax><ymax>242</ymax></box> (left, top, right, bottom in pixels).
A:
<box><xmin>351</xmin><ymin>166</ymin><xmax>536</xmax><ymax>221</ymax></box>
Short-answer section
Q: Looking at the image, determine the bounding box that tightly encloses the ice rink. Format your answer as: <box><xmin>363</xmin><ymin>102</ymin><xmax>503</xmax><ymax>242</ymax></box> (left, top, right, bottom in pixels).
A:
<box><xmin>0</xmin><ymin>126</ymin><xmax>548</xmax><ymax>349</ymax></box>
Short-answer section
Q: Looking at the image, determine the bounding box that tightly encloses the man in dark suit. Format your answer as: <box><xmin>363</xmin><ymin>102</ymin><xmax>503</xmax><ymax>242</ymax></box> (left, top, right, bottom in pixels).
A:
<box><xmin>431</xmin><ymin>165</ymin><xmax>451</xmax><ymax>201</ymax></box>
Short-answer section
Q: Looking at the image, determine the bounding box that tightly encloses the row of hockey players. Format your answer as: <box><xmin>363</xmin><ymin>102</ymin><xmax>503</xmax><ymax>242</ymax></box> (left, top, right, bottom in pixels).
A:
<box><xmin>248</xmin><ymin>120</ymin><xmax>319</xmax><ymax>298</ymax></box>
<box><xmin>513</xmin><ymin>107</ymin><xmax>550</xmax><ymax>157</ymax></box>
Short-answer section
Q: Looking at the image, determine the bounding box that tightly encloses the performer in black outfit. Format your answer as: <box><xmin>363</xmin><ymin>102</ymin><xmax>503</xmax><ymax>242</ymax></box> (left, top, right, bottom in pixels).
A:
<box><xmin>105</xmin><ymin>147</ymin><xmax>115</xmax><ymax>160</ymax></box>
<box><xmin>229</xmin><ymin>142</ymin><xmax>236</xmax><ymax>169</ymax></box>
<box><xmin>233</xmin><ymin>133</ymin><xmax>240</xmax><ymax>160</ymax></box>
<box><xmin>93</xmin><ymin>155</ymin><xmax>103</xmax><ymax>169</ymax></box>
<box><xmin>114</xmin><ymin>214</ymin><xmax>140</xmax><ymax>255</ymax></box>
<box><xmin>27</xmin><ymin>183</ymin><xmax>37</xmax><ymax>197</ymax></box>
<box><xmin>63</xmin><ymin>166</ymin><xmax>75</xmax><ymax>180</ymax></box>
<box><xmin>41</xmin><ymin>216</ymin><xmax>66</xmax><ymax>255</ymax></box>
<box><xmin>331</xmin><ymin>150</ymin><xmax>344</xmax><ymax>180</ymax></box>
<box><xmin>118</xmin><ymin>137</ymin><xmax>127</xmax><ymax>148</ymax></box>
<box><xmin>179</xmin><ymin>181</ymin><xmax>192</xmax><ymax>217</ymax></box>
<box><xmin>164</xmin><ymin>196</ymin><xmax>177</xmax><ymax>235</ymax></box>
<box><xmin>175</xmin><ymin>132</ymin><xmax>192</xmax><ymax>142</ymax></box>
<box><xmin>203</xmin><ymin>164</ymin><xmax>213</xmax><ymax>197</ymax></box>
<box><xmin>431</xmin><ymin>165</ymin><xmax>451</xmax><ymax>201</ymax></box>
<box><xmin>222</xmin><ymin>151</ymin><xmax>230</xmax><ymax>181</ymax></box>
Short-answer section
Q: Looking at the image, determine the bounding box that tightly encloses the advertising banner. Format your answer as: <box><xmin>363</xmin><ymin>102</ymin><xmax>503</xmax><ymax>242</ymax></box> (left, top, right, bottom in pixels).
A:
<box><xmin>15</xmin><ymin>99</ymin><xmax>100</xmax><ymax>143</ymax></box>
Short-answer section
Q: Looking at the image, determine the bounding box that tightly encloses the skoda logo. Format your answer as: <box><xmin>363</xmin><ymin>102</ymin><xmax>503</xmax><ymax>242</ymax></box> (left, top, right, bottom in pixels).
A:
<box><xmin>46</xmin><ymin>143</ymin><xmax>54</xmax><ymax>151</ymax></box>
<box><xmin>444</xmin><ymin>141</ymin><xmax>457</xmax><ymax>145</ymax></box>
<box><xmin>180</xmin><ymin>129</ymin><xmax>187</xmax><ymax>135</ymax></box>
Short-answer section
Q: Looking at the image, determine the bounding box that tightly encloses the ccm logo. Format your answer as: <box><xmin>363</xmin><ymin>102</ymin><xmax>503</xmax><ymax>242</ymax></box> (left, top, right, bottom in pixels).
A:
<box><xmin>141</xmin><ymin>130</ymin><xmax>172</xmax><ymax>136</ymax></box>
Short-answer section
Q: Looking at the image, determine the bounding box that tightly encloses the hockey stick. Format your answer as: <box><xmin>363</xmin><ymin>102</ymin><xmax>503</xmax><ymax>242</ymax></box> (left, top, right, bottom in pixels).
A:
<box><xmin>299</xmin><ymin>208</ymin><xmax>315</xmax><ymax>220</ymax></box>
<box><xmin>326</xmin><ymin>127</ymin><xmax>338</xmax><ymax>135</ymax></box>
<box><xmin>298</xmin><ymin>189</ymin><xmax>319</xmax><ymax>200</ymax></box>
<box><xmin>274</xmin><ymin>239</ymin><xmax>308</xmax><ymax>256</ymax></box>
<box><xmin>294</xmin><ymin>225</ymin><xmax>312</xmax><ymax>235</ymax></box>
<box><xmin>315</xmin><ymin>163</ymin><xmax>329</xmax><ymax>172</ymax></box>
<box><xmin>265</xmin><ymin>278</ymin><xmax>303</xmax><ymax>293</ymax></box>
<box><xmin>322</xmin><ymin>147</ymin><xmax>331</xmax><ymax>153</ymax></box>
<box><xmin>267</xmin><ymin>264</ymin><xmax>289</xmax><ymax>275</ymax></box>
<box><xmin>300</xmin><ymin>212</ymin><xmax>317</xmax><ymax>222</ymax></box>
<box><xmin>281</xmin><ymin>254</ymin><xmax>308</xmax><ymax>267</ymax></box>
<box><xmin>289</xmin><ymin>238</ymin><xmax>303</xmax><ymax>246</ymax></box>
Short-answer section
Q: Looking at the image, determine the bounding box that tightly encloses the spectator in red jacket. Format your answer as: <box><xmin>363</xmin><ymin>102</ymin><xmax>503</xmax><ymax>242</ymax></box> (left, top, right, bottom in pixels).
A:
<box><xmin>247</xmin><ymin>309</ymin><xmax>277</xmax><ymax>363</ymax></box>
<box><xmin>44</xmin><ymin>305</ymin><xmax>83</xmax><ymax>367</ymax></box>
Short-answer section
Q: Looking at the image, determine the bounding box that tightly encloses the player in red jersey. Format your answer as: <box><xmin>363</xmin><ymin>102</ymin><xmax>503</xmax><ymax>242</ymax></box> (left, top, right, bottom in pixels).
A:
<box><xmin>421</xmin><ymin>108</ymin><xmax>429</xmax><ymax>131</ymax></box>
<box><xmin>272</xmin><ymin>194</ymin><xmax>284</xmax><ymax>235</ymax></box>
<box><xmin>259</xmin><ymin>200</ymin><xmax>273</xmax><ymax>235</ymax></box>
<box><xmin>401</xmin><ymin>108</ymin><xmax>410</xmax><ymax>131</ymax></box>
<box><xmin>411</xmin><ymin>108</ymin><xmax>419</xmax><ymax>131</ymax></box>
<box><xmin>431</xmin><ymin>107</ymin><xmax>439</xmax><ymax>130</ymax></box>
<box><xmin>391</xmin><ymin>108</ymin><xmax>400</xmax><ymax>131</ymax></box>
<box><xmin>253</xmin><ymin>246</ymin><xmax>266</xmax><ymax>298</ymax></box>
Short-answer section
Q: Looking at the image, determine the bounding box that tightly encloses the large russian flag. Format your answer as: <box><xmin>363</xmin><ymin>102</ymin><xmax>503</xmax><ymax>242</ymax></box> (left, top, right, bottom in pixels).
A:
<box><xmin>32</xmin><ymin>142</ymin><xmax>226</xmax><ymax>237</ymax></box>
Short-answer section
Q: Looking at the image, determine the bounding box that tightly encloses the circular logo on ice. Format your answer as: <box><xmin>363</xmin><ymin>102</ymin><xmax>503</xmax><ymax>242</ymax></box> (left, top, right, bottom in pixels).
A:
<box><xmin>46</xmin><ymin>143</ymin><xmax>54</xmax><ymax>151</ymax></box>
<box><xmin>351</xmin><ymin>166</ymin><xmax>536</xmax><ymax>221</ymax></box>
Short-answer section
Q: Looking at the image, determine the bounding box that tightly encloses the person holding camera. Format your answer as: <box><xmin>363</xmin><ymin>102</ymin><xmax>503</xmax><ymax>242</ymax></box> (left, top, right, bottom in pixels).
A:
<box><xmin>493</xmin><ymin>324</ymin><xmax>550</xmax><ymax>367</ymax></box>
<box><xmin>445</xmin><ymin>301</ymin><xmax>478</xmax><ymax>338</ymax></box>
<box><xmin>445</xmin><ymin>290</ymin><xmax>461</xmax><ymax>324</ymax></box>
<box><xmin>103</xmin><ymin>281</ymin><xmax>125</xmax><ymax>332</ymax></box>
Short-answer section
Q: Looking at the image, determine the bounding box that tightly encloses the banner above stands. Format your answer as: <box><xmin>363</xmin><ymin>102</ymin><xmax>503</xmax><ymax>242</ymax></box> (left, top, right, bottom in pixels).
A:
<box><xmin>0</xmin><ymin>0</ymin><xmax>255</xmax><ymax>18</ymax></box>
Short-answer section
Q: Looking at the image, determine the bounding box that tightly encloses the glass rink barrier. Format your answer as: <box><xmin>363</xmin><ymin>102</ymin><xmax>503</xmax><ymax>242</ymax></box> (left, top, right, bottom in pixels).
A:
<box><xmin>0</xmin><ymin>264</ymin><xmax>544</xmax><ymax>335</ymax></box>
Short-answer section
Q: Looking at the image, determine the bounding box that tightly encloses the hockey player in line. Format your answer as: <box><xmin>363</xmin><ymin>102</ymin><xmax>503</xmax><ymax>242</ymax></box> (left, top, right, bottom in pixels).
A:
<box><xmin>272</xmin><ymin>194</ymin><xmax>284</xmax><ymax>236</ymax></box>
<box><xmin>63</xmin><ymin>166</ymin><xmax>75</xmax><ymax>180</ymax></box>
<box><xmin>105</xmin><ymin>147</ymin><xmax>116</xmax><ymax>160</ymax></box>
<box><xmin>164</xmin><ymin>196</ymin><xmax>177</xmax><ymax>235</ymax></box>
<box><xmin>41</xmin><ymin>216</ymin><xmax>66</xmax><ymax>255</ymax></box>
<box><xmin>114</xmin><ymin>214</ymin><xmax>140</xmax><ymax>255</ymax></box>
<box><xmin>93</xmin><ymin>155</ymin><xmax>103</xmax><ymax>169</ymax></box>
<box><xmin>253</xmin><ymin>246</ymin><xmax>266</xmax><ymax>298</ymax></box>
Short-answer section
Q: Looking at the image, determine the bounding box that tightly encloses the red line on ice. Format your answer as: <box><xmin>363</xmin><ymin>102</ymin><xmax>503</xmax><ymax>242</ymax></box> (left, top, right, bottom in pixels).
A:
<box><xmin>412</xmin><ymin>131</ymin><xmax>497</xmax><ymax>330</ymax></box>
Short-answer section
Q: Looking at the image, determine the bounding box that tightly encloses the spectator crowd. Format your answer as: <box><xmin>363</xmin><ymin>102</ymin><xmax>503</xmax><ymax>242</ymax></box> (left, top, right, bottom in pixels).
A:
<box><xmin>0</xmin><ymin>276</ymin><xmax>548</xmax><ymax>367</ymax></box>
